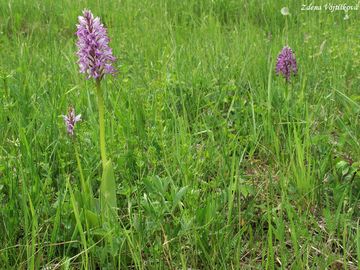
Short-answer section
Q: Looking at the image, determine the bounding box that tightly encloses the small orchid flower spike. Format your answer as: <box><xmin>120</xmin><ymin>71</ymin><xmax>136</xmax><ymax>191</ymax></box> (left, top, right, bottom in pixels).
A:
<box><xmin>275</xmin><ymin>46</ymin><xmax>298</xmax><ymax>82</ymax></box>
<box><xmin>63</xmin><ymin>107</ymin><xmax>81</xmax><ymax>136</ymax></box>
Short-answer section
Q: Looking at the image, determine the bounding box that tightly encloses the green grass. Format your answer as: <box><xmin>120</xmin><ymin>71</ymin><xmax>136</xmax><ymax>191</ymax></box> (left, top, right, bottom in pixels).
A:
<box><xmin>1</xmin><ymin>0</ymin><xmax>360</xmax><ymax>269</ymax></box>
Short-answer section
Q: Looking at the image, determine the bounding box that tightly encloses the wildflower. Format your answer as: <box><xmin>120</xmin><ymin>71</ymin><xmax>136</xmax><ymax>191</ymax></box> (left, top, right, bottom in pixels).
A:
<box><xmin>275</xmin><ymin>46</ymin><xmax>297</xmax><ymax>82</ymax></box>
<box><xmin>281</xmin><ymin>7</ymin><xmax>290</xmax><ymax>16</ymax></box>
<box><xmin>76</xmin><ymin>9</ymin><xmax>116</xmax><ymax>80</ymax></box>
<box><xmin>63</xmin><ymin>107</ymin><xmax>81</xmax><ymax>136</ymax></box>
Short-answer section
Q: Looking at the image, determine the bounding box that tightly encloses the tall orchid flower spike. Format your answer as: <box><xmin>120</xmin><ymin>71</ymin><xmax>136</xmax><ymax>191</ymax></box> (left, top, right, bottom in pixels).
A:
<box><xmin>76</xmin><ymin>9</ymin><xmax>116</xmax><ymax>80</ymax></box>
<box><xmin>75</xmin><ymin>9</ymin><xmax>117</xmax><ymax>217</ymax></box>
<box><xmin>75</xmin><ymin>8</ymin><xmax>117</xmax><ymax>164</ymax></box>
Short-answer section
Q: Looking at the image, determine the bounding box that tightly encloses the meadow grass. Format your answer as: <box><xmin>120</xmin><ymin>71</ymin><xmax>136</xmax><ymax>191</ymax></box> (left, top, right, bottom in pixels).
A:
<box><xmin>0</xmin><ymin>0</ymin><xmax>360</xmax><ymax>269</ymax></box>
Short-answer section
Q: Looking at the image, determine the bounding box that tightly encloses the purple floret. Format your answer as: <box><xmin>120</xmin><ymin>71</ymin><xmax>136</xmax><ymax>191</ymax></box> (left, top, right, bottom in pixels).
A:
<box><xmin>275</xmin><ymin>46</ymin><xmax>297</xmax><ymax>82</ymax></box>
<box><xmin>76</xmin><ymin>9</ymin><xmax>116</xmax><ymax>80</ymax></box>
<box><xmin>63</xmin><ymin>107</ymin><xmax>81</xmax><ymax>136</ymax></box>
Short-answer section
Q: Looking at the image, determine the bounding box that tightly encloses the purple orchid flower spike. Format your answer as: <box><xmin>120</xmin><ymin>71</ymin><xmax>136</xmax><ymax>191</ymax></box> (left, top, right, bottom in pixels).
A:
<box><xmin>275</xmin><ymin>46</ymin><xmax>298</xmax><ymax>82</ymax></box>
<box><xmin>76</xmin><ymin>9</ymin><xmax>116</xmax><ymax>80</ymax></box>
<box><xmin>63</xmin><ymin>107</ymin><xmax>81</xmax><ymax>136</ymax></box>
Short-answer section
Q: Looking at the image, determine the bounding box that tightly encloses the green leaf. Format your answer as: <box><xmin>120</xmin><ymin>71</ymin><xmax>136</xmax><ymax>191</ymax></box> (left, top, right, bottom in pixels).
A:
<box><xmin>67</xmin><ymin>178</ymin><xmax>89</xmax><ymax>264</ymax></box>
<box><xmin>336</xmin><ymin>160</ymin><xmax>348</xmax><ymax>171</ymax></box>
<box><xmin>239</xmin><ymin>184</ymin><xmax>254</xmax><ymax>198</ymax></box>
<box><xmin>85</xmin><ymin>209</ymin><xmax>100</xmax><ymax>228</ymax></box>
<box><xmin>352</xmin><ymin>161</ymin><xmax>360</xmax><ymax>169</ymax></box>
<box><xmin>101</xmin><ymin>159</ymin><xmax>118</xmax><ymax>213</ymax></box>
<box><xmin>172</xmin><ymin>186</ymin><xmax>188</xmax><ymax>210</ymax></box>
<box><xmin>342</xmin><ymin>166</ymin><xmax>350</xmax><ymax>176</ymax></box>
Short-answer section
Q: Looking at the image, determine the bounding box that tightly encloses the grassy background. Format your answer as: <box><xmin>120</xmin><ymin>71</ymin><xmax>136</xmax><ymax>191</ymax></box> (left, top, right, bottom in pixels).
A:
<box><xmin>1</xmin><ymin>0</ymin><xmax>360</xmax><ymax>269</ymax></box>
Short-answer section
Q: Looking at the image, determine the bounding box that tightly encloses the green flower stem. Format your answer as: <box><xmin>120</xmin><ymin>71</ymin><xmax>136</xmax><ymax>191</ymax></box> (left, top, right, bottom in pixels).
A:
<box><xmin>96</xmin><ymin>79</ymin><xmax>107</xmax><ymax>166</ymax></box>
<box><xmin>285</xmin><ymin>16</ymin><xmax>288</xmax><ymax>44</ymax></box>
<box><xmin>74</xmin><ymin>141</ymin><xmax>89</xmax><ymax>199</ymax></box>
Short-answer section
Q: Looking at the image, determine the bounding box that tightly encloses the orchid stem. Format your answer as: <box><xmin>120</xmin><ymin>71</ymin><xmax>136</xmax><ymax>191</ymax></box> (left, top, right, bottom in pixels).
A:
<box><xmin>96</xmin><ymin>79</ymin><xmax>107</xmax><ymax>166</ymax></box>
<box><xmin>74</xmin><ymin>141</ymin><xmax>90</xmax><ymax>202</ymax></box>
